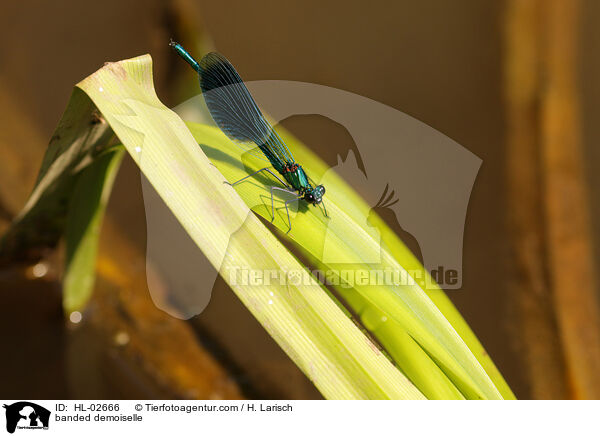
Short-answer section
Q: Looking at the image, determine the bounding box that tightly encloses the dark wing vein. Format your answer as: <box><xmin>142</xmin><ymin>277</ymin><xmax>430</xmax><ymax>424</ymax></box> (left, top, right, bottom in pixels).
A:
<box><xmin>198</xmin><ymin>52</ymin><xmax>295</xmax><ymax>169</ymax></box>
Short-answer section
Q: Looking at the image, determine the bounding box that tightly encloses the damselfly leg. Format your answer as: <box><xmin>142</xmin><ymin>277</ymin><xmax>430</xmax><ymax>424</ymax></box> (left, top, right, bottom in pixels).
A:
<box><xmin>225</xmin><ymin>168</ymin><xmax>299</xmax><ymax>232</ymax></box>
<box><xmin>320</xmin><ymin>199</ymin><xmax>329</xmax><ymax>218</ymax></box>
<box><xmin>270</xmin><ymin>186</ymin><xmax>301</xmax><ymax>233</ymax></box>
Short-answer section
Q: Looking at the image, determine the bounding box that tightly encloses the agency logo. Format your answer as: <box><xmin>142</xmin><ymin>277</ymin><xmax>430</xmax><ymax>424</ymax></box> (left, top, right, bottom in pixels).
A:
<box><xmin>125</xmin><ymin>80</ymin><xmax>481</xmax><ymax>319</ymax></box>
<box><xmin>3</xmin><ymin>402</ymin><xmax>50</xmax><ymax>433</ymax></box>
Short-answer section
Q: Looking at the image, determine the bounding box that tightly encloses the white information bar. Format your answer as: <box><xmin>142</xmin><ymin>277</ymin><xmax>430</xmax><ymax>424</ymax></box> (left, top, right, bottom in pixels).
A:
<box><xmin>1</xmin><ymin>400</ymin><xmax>596</xmax><ymax>435</ymax></box>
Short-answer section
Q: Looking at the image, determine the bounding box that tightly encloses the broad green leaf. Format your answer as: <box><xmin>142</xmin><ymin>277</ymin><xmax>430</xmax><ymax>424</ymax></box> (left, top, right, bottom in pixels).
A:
<box><xmin>1</xmin><ymin>51</ymin><xmax>514</xmax><ymax>400</ymax></box>
<box><xmin>74</xmin><ymin>55</ymin><xmax>424</xmax><ymax>399</ymax></box>
<box><xmin>184</xmin><ymin>119</ymin><xmax>509</xmax><ymax>399</ymax></box>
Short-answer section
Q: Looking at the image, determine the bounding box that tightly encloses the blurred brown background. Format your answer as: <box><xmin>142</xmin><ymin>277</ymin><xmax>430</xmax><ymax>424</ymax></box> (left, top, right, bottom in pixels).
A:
<box><xmin>0</xmin><ymin>0</ymin><xmax>599</xmax><ymax>399</ymax></box>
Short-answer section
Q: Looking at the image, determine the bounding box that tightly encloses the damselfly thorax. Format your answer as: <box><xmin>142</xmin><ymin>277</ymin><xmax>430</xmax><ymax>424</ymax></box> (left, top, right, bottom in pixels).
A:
<box><xmin>280</xmin><ymin>163</ymin><xmax>325</xmax><ymax>205</ymax></box>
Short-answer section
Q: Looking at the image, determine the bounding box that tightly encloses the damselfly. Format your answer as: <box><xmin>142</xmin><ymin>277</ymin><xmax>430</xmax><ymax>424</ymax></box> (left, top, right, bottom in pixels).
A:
<box><xmin>170</xmin><ymin>41</ymin><xmax>328</xmax><ymax>232</ymax></box>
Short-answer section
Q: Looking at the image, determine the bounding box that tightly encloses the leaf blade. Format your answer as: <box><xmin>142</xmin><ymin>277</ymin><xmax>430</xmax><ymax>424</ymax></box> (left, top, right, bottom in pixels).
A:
<box><xmin>76</xmin><ymin>55</ymin><xmax>424</xmax><ymax>400</ymax></box>
<box><xmin>63</xmin><ymin>147</ymin><xmax>124</xmax><ymax>313</ymax></box>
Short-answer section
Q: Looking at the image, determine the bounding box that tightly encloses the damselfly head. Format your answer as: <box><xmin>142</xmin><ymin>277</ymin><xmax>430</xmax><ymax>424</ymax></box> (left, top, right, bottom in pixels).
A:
<box><xmin>305</xmin><ymin>185</ymin><xmax>325</xmax><ymax>204</ymax></box>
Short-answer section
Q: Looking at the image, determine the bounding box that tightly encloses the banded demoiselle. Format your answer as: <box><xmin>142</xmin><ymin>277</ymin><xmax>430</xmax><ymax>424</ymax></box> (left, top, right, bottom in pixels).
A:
<box><xmin>170</xmin><ymin>41</ymin><xmax>328</xmax><ymax>232</ymax></box>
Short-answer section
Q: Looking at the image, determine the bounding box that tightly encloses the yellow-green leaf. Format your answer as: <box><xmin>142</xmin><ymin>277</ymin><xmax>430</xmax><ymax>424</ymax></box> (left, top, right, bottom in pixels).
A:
<box><xmin>75</xmin><ymin>55</ymin><xmax>424</xmax><ymax>399</ymax></box>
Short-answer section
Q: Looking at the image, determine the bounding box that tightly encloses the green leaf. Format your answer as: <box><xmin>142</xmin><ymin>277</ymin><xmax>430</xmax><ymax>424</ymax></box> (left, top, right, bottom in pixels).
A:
<box><xmin>183</xmin><ymin>120</ymin><xmax>511</xmax><ymax>399</ymax></box>
<box><xmin>0</xmin><ymin>88</ymin><xmax>116</xmax><ymax>262</ymax></box>
<box><xmin>370</xmin><ymin>211</ymin><xmax>516</xmax><ymax>399</ymax></box>
<box><xmin>2</xmin><ymin>52</ymin><xmax>514</xmax><ymax>400</ymax></box>
<box><xmin>74</xmin><ymin>56</ymin><xmax>424</xmax><ymax>399</ymax></box>
<box><xmin>63</xmin><ymin>147</ymin><xmax>124</xmax><ymax>313</ymax></box>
